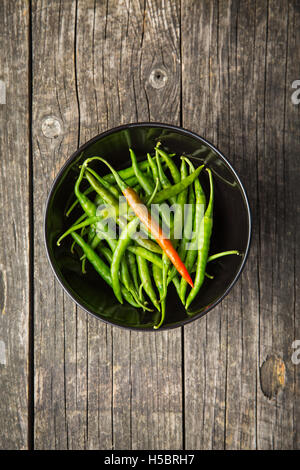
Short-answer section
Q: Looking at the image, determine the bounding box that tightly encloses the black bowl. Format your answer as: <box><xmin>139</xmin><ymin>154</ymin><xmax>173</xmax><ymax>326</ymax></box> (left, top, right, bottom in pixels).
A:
<box><xmin>44</xmin><ymin>123</ymin><xmax>251</xmax><ymax>330</ymax></box>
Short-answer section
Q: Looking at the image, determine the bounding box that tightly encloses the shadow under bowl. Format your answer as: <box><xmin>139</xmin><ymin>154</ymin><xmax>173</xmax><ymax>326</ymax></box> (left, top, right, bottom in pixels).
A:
<box><xmin>44</xmin><ymin>123</ymin><xmax>251</xmax><ymax>331</ymax></box>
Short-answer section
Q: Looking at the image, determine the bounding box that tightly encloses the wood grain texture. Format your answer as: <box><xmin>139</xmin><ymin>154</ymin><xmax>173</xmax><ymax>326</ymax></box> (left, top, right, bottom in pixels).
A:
<box><xmin>75</xmin><ymin>0</ymin><xmax>183</xmax><ymax>450</ymax></box>
<box><xmin>32</xmin><ymin>0</ymin><xmax>183</xmax><ymax>449</ymax></box>
<box><xmin>285</xmin><ymin>1</ymin><xmax>300</xmax><ymax>449</ymax></box>
<box><xmin>32</xmin><ymin>0</ymin><xmax>99</xmax><ymax>449</ymax></box>
<box><xmin>255</xmin><ymin>0</ymin><xmax>298</xmax><ymax>450</ymax></box>
<box><xmin>0</xmin><ymin>0</ymin><xmax>30</xmax><ymax>450</ymax></box>
<box><xmin>1</xmin><ymin>0</ymin><xmax>299</xmax><ymax>450</ymax></box>
<box><xmin>182</xmin><ymin>0</ymin><xmax>300</xmax><ymax>450</ymax></box>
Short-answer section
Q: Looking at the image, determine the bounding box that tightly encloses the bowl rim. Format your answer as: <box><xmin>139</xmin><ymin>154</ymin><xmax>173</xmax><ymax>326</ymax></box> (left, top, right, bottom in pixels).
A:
<box><xmin>44</xmin><ymin>122</ymin><xmax>252</xmax><ymax>331</ymax></box>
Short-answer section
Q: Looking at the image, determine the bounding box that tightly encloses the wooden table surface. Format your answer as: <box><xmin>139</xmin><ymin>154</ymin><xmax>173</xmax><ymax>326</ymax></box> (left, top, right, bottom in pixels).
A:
<box><xmin>0</xmin><ymin>0</ymin><xmax>299</xmax><ymax>450</ymax></box>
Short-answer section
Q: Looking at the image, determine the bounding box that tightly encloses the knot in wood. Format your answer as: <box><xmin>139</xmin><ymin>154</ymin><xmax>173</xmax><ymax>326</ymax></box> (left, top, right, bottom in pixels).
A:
<box><xmin>41</xmin><ymin>116</ymin><xmax>62</xmax><ymax>139</ymax></box>
<box><xmin>149</xmin><ymin>68</ymin><xmax>168</xmax><ymax>89</ymax></box>
<box><xmin>260</xmin><ymin>354</ymin><xmax>286</xmax><ymax>399</ymax></box>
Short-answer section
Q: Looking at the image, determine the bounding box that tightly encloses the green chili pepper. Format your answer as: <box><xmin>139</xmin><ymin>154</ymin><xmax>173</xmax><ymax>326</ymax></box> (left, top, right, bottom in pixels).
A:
<box><xmin>59</xmin><ymin>145</ymin><xmax>240</xmax><ymax>319</ymax></box>
<box><xmin>171</xmin><ymin>274</ymin><xmax>181</xmax><ymax>298</ymax></box>
<box><xmin>189</xmin><ymin>250</ymin><xmax>242</xmax><ymax>279</ymax></box>
<box><xmin>126</xmin><ymin>251</ymin><xmax>141</xmax><ymax>298</ymax></box>
<box><xmin>81</xmin><ymin>157</ymin><xmax>162</xmax><ymax>254</ymax></box>
<box><xmin>98</xmin><ymin>165</ymin><xmax>204</xmax><ymax>223</ymax></box>
<box><xmin>74</xmin><ymin>158</ymin><xmax>97</xmax><ymax>217</ymax></box>
<box><xmin>155</xmin><ymin>147</ymin><xmax>177</xmax><ymax>206</ymax></box>
<box><xmin>136</xmin><ymin>255</ymin><xmax>160</xmax><ymax>312</ymax></box>
<box><xmin>76</xmin><ymin>191</ymin><xmax>114</xmax><ymax>263</ymax></box>
<box><xmin>175</xmin><ymin>157</ymin><xmax>189</xmax><ymax>232</ymax></box>
<box><xmin>152</xmin><ymin>263</ymin><xmax>164</xmax><ymax>296</ymax></box>
<box><xmin>161</xmin><ymin>253</ymin><xmax>170</xmax><ymax>303</ymax></box>
<box><xmin>102</xmin><ymin>158</ymin><xmax>151</xmax><ymax>184</ymax></box>
<box><xmin>167</xmin><ymin>158</ymin><xmax>189</xmax><ymax>280</ymax></box>
<box><xmin>57</xmin><ymin>215</ymin><xmax>102</xmax><ymax>246</ymax></box>
<box><xmin>111</xmin><ymin>217</ymin><xmax>141</xmax><ymax>303</ymax></box>
<box><xmin>66</xmin><ymin>175</ymin><xmax>137</xmax><ymax>217</ymax></box>
<box><xmin>67</xmin><ymin>153</ymin><xmax>175</xmax><ymax>217</ymax></box>
<box><xmin>92</xmin><ymin>207</ymin><xmax>162</xmax><ymax>256</ymax></box>
<box><xmin>110</xmin><ymin>179</ymin><xmax>160</xmax><ymax>303</ymax></box>
<box><xmin>153</xmin><ymin>149</ymin><xmax>174</xmax><ymax>318</ymax></box>
<box><xmin>127</xmin><ymin>245</ymin><xmax>180</xmax><ymax>290</ymax></box>
<box><xmin>119</xmin><ymin>253</ymin><xmax>150</xmax><ymax>310</ymax></box>
<box><xmin>152</xmin><ymin>266</ymin><xmax>181</xmax><ymax>329</ymax></box>
<box><xmin>127</xmin><ymin>245</ymin><xmax>162</xmax><ymax>268</ymax></box>
<box><xmin>189</xmin><ymin>251</ymin><xmax>241</xmax><ymax>275</ymax></box>
<box><xmin>97</xmin><ymin>244</ymin><xmax>113</xmax><ymax>264</ymax></box>
<box><xmin>70</xmin><ymin>232</ymin><xmax>140</xmax><ymax>308</ymax></box>
<box><xmin>147</xmin><ymin>153</ymin><xmax>161</xmax><ymax>190</ymax></box>
<box><xmin>156</xmin><ymin>148</ymin><xmax>184</xmax><ymax>318</ymax></box>
<box><xmin>152</xmin><ymin>263</ymin><xmax>166</xmax><ymax>329</ymax></box>
<box><xmin>179</xmin><ymin>157</ymin><xmax>206</xmax><ymax>304</ymax></box>
<box><xmin>86</xmin><ymin>171</ymin><xmax>119</xmax><ymax>211</ymax></box>
<box><xmin>66</xmin><ymin>186</ymin><xmax>95</xmax><ymax>217</ymax></box>
<box><xmin>152</xmin><ymin>164</ymin><xmax>204</xmax><ymax>204</ymax></box>
<box><xmin>69</xmin><ymin>213</ymin><xmax>87</xmax><ymax>250</ymax></box>
<box><xmin>155</xmin><ymin>146</ymin><xmax>181</xmax><ymax>185</ymax></box>
<box><xmin>129</xmin><ymin>148</ymin><xmax>155</xmax><ymax>195</ymax></box>
<box><xmin>72</xmin><ymin>165</ymin><xmax>102</xmax><ymax>268</ymax></box>
<box><xmin>204</xmin><ymin>272</ymin><xmax>214</xmax><ymax>280</ymax></box>
<box><xmin>186</xmin><ymin>168</ymin><xmax>214</xmax><ymax>310</ymax></box>
<box><xmin>101</xmin><ymin>154</ymin><xmax>174</xmax><ymax>184</ymax></box>
<box><xmin>181</xmin><ymin>183</ymin><xmax>195</xmax><ymax>254</ymax></box>
<box><xmin>207</xmin><ymin>250</ymin><xmax>241</xmax><ymax>262</ymax></box>
<box><xmin>85</xmin><ymin>166</ymin><xmax>121</xmax><ymax>198</ymax></box>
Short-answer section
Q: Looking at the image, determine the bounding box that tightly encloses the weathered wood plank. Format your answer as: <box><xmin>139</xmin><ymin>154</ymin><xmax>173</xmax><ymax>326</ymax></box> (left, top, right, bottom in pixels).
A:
<box><xmin>32</xmin><ymin>0</ymin><xmax>113</xmax><ymax>449</ymax></box>
<box><xmin>256</xmin><ymin>0</ymin><xmax>300</xmax><ymax>449</ymax></box>
<box><xmin>74</xmin><ymin>0</ymin><xmax>182</xmax><ymax>450</ymax></box>
<box><xmin>32</xmin><ymin>0</ymin><xmax>78</xmax><ymax>449</ymax></box>
<box><xmin>0</xmin><ymin>0</ymin><xmax>30</xmax><ymax>450</ymax></box>
<box><xmin>286</xmin><ymin>1</ymin><xmax>300</xmax><ymax>449</ymax></box>
<box><xmin>33</xmin><ymin>0</ymin><xmax>182</xmax><ymax>450</ymax></box>
<box><xmin>221</xmin><ymin>0</ymin><xmax>260</xmax><ymax>450</ymax></box>
<box><xmin>182</xmin><ymin>0</ymin><xmax>236</xmax><ymax>450</ymax></box>
<box><xmin>26</xmin><ymin>0</ymin><xmax>300</xmax><ymax>450</ymax></box>
<box><xmin>124</xmin><ymin>0</ymin><xmax>182</xmax><ymax>450</ymax></box>
<box><xmin>182</xmin><ymin>0</ymin><xmax>299</xmax><ymax>449</ymax></box>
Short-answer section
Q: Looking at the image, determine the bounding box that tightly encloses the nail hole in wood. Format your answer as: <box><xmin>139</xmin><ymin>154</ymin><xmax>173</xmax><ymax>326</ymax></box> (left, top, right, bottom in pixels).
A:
<box><xmin>149</xmin><ymin>68</ymin><xmax>168</xmax><ymax>89</ymax></box>
<box><xmin>41</xmin><ymin>115</ymin><xmax>62</xmax><ymax>139</ymax></box>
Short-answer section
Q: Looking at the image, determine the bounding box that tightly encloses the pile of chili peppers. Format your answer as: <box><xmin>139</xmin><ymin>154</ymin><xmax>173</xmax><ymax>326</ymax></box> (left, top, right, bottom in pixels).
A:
<box><xmin>58</xmin><ymin>144</ymin><xmax>240</xmax><ymax>329</ymax></box>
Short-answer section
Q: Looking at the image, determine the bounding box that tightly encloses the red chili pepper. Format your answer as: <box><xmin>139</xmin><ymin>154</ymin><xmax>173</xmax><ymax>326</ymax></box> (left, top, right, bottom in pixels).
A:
<box><xmin>123</xmin><ymin>187</ymin><xmax>194</xmax><ymax>288</ymax></box>
<box><xmin>89</xmin><ymin>157</ymin><xmax>194</xmax><ymax>288</ymax></box>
